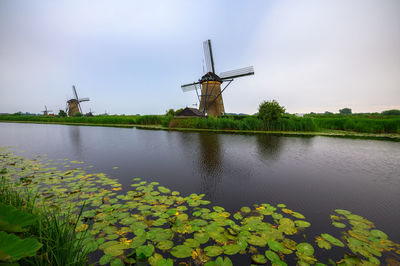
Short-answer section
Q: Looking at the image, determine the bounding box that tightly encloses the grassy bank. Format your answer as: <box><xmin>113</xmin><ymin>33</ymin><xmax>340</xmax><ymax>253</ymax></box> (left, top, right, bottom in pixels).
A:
<box><xmin>1</xmin><ymin>114</ymin><xmax>400</xmax><ymax>139</ymax></box>
<box><xmin>0</xmin><ymin>175</ymin><xmax>89</xmax><ymax>264</ymax></box>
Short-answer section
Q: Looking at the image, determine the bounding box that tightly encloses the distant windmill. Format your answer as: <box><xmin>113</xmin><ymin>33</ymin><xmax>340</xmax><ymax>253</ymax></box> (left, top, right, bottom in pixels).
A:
<box><xmin>181</xmin><ymin>40</ymin><xmax>255</xmax><ymax>117</ymax></box>
<box><xmin>66</xmin><ymin>85</ymin><xmax>90</xmax><ymax>117</ymax></box>
<box><xmin>41</xmin><ymin>105</ymin><xmax>53</xmax><ymax>116</ymax></box>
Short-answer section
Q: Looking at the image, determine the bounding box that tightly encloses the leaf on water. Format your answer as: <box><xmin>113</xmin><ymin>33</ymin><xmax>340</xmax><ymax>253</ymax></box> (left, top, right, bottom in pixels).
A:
<box><xmin>295</xmin><ymin>220</ymin><xmax>311</xmax><ymax>228</ymax></box>
<box><xmin>252</xmin><ymin>254</ymin><xmax>267</xmax><ymax>264</ymax></box>
<box><xmin>370</xmin><ymin>229</ymin><xmax>388</xmax><ymax>240</ymax></box>
<box><xmin>335</xmin><ymin>209</ymin><xmax>351</xmax><ymax>215</ymax></box>
<box><xmin>171</xmin><ymin>245</ymin><xmax>193</xmax><ymax>258</ymax></box>
<box><xmin>296</xmin><ymin>242</ymin><xmax>314</xmax><ymax>256</ymax></box>
<box><xmin>157</xmin><ymin>240</ymin><xmax>174</xmax><ymax>251</ymax></box>
<box><xmin>223</xmin><ymin>244</ymin><xmax>241</xmax><ymax>255</ymax></box>
<box><xmin>278</xmin><ymin>218</ymin><xmax>297</xmax><ymax>235</ymax></box>
<box><xmin>267</xmin><ymin>240</ymin><xmax>285</xmax><ymax>252</ymax></box>
<box><xmin>321</xmin><ymin>233</ymin><xmax>344</xmax><ymax>247</ymax></box>
<box><xmin>332</xmin><ymin>222</ymin><xmax>346</xmax><ymax>228</ymax></box>
<box><xmin>204</xmin><ymin>246</ymin><xmax>224</xmax><ymax>257</ymax></box>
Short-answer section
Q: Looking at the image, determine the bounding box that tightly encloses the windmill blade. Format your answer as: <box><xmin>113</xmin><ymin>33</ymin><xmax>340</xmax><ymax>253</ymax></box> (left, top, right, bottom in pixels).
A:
<box><xmin>78</xmin><ymin>98</ymin><xmax>90</xmax><ymax>102</ymax></box>
<box><xmin>72</xmin><ymin>85</ymin><xmax>79</xmax><ymax>100</ymax></box>
<box><xmin>203</xmin><ymin>40</ymin><xmax>215</xmax><ymax>73</ymax></box>
<box><xmin>181</xmin><ymin>82</ymin><xmax>201</xmax><ymax>92</ymax></box>
<box><xmin>220</xmin><ymin>66</ymin><xmax>254</xmax><ymax>79</ymax></box>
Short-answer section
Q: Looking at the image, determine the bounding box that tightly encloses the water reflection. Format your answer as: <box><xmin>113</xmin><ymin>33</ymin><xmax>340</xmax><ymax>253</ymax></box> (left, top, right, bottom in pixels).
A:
<box><xmin>256</xmin><ymin>135</ymin><xmax>285</xmax><ymax>160</ymax></box>
<box><xmin>68</xmin><ymin>126</ymin><xmax>83</xmax><ymax>157</ymax></box>
<box><xmin>198</xmin><ymin>133</ymin><xmax>222</xmax><ymax>200</ymax></box>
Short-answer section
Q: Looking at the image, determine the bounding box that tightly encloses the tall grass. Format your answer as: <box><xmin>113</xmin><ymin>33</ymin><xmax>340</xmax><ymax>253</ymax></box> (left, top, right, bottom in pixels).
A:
<box><xmin>313</xmin><ymin>117</ymin><xmax>400</xmax><ymax>133</ymax></box>
<box><xmin>0</xmin><ymin>177</ymin><xmax>89</xmax><ymax>265</ymax></box>
<box><xmin>169</xmin><ymin>116</ymin><xmax>318</xmax><ymax>132</ymax></box>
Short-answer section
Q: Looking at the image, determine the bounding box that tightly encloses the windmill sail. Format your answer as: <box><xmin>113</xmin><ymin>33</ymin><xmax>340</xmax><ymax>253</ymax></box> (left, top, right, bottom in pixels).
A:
<box><xmin>219</xmin><ymin>66</ymin><xmax>254</xmax><ymax>79</ymax></box>
<box><xmin>203</xmin><ymin>40</ymin><xmax>215</xmax><ymax>73</ymax></box>
<box><xmin>181</xmin><ymin>82</ymin><xmax>201</xmax><ymax>92</ymax></box>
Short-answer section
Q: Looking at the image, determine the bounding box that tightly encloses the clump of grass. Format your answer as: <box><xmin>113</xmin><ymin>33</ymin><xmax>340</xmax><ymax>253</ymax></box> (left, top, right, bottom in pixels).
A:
<box><xmin>0</xmin><ymin>177</ymin><xmax>89</xmax><ymax>265</ymax></box>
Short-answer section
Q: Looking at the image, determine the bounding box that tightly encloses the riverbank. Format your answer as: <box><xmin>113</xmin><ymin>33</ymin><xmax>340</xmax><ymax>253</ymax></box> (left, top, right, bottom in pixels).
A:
<box><xmin>1</xmin><ymin>120</ymin><xmax>400</xmax><ymax>142</ymax></box>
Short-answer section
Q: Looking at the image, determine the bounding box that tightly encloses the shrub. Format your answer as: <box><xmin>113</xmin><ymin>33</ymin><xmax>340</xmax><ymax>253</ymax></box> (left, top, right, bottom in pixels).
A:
<box><xmin>258</xmin><ymin>100</ymin><xmax>286</xmax><ymax>121</ymax></box>
<box><xmin>339</xmin><ymin>108</ymin><xmax>352</xmax><ymax>115</ymax></box>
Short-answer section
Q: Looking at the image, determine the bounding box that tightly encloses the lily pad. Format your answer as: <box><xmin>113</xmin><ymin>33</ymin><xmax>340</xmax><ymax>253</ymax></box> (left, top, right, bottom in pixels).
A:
<box><xmin>332</xmin><ymin>222</ymin><xmax>346</xmax><ymax>228</ymax></box>
<box><xmin>370</xmin><ymin>229</ymin><xmax>388</xmax><ymax>240</ymax></box>
<box><xmin>321</xmin><ymin>233</ymin><xmax>344</xmax><ymax>247</ymax></box>
<box><xmin>204</xmin><ymin>245</ymin><xmax>224</xmax><ymax>257</ymax></box>
<box><xmin>223</xmin><ymin>244</ymin><xmax>241</xmax><ymax>255</ymax></box>
<box><xmin>252</xmin><ymin>254</ymin><xmax>267</xmax><ymax>264</ymax></box>
<box><xmin>171</xmin><ymin>245</ymin><xmax>193</xmax><ymax>258</ymax></box>
<box><xmin>296</xmin><ymin>242</ymin><xmax>314</xmax><ymax>256</ymax></box>
<box><xmin>157</xmin><ymin>240</ymin><xmax>174</xmax><ymax>250</ymax></box>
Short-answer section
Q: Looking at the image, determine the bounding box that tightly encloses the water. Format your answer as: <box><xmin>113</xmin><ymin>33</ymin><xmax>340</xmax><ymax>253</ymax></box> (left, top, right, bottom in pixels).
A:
<box><xmin>1</xmin><ymin>122</ymin><xmax>400</xmax><ymax>249</ymax></box>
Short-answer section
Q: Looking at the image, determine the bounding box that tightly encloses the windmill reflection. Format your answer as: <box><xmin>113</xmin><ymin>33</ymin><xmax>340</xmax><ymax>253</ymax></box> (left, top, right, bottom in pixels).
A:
<box><xmin>198</xmin><ymin>132</ymin><xmax>222</xmax><ymax>200</ymax></box>
<box><xmin>68</xmin><ymin>126</ymin><xmax>83</xmax><ymax>157</ymax></box>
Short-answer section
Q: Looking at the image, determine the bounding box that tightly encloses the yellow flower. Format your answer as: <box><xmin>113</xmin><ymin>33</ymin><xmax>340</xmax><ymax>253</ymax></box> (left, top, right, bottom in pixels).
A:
<box><xmin>75</xmin><ymin>223</ymin><xmax>89</xmax><ymax>232</ymax></box>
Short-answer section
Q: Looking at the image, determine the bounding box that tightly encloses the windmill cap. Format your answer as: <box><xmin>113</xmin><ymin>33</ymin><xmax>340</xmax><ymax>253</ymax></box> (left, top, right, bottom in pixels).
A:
<box><xmin>200</xmin><ymin>72</ymin><xmax>222</xmax><ymax>83</ymax></box>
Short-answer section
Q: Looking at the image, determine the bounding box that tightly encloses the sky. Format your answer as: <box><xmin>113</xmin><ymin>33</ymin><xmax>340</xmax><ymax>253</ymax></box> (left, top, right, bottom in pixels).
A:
<box><xmin>0</xmin><ymin>0</ymin><xmax>399</xmax><ymax>115</ymax></box>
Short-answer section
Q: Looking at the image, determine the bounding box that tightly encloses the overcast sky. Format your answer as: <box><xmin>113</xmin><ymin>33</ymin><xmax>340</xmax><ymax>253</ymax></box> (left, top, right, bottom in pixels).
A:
<box><xmin>0</xmin><ymin>0</ymin><xmax>399</xmax><ymax>115</ymax></box>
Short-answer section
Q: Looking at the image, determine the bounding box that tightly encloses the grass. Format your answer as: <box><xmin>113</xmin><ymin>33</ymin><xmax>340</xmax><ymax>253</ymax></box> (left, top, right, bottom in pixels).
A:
<box><xmin>0</xmin><ymin>176</ymin><xmax>89</xmax><ymax>265</ymax></box>
<box><xmin>1</xmin><ymin>113</ymin><xmax>400</xmax><ymax>137</ymax></box>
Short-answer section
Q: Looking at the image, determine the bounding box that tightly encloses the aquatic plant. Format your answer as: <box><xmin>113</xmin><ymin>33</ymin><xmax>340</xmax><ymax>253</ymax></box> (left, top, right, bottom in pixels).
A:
<box><xmin>0</xmin><ymin>149</ymin><xmax>399</xmax><ymax>265</ymax></box>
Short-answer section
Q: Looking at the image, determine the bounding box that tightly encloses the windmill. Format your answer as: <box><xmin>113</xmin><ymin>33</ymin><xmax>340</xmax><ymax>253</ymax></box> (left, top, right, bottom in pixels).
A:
<box><xmin>66</xmin><ymin>85</ymin><xmax>90</xmax><ymax>117</ymax></box>
<box><xmin>41</xmin><ymin>105</ymin><xmax>53</xmax><ymax>116</ymax></box>
<box><xmin>181</xmin><ymin>40</ymin><xmax>255</xmax><ymax>117</ymax></box>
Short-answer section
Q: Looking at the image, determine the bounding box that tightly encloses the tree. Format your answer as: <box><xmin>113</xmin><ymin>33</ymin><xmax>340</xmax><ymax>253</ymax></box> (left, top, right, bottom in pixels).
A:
<box><xmin>73</xmin><ymin>112</ymin><xmax>83</xmax><ymax>117</ymax></box>
<box><xmin>339</xmin><ymin>108</ymin><xmax>352</xmax><ymax>115</ymax></box>
<box><xmin>166</xmin><ymin>109</ymin><xmax>175</xmax><ymax>116</ymax></box>
<box><xmin>258</xmin><ymin>100</ymin><xmax>286</xmax><ymax>121</ymax></box>
<box><xmin>58</xmin><ymin>110</ymin><xmax>67</xmax><ymax>117</ymax></box>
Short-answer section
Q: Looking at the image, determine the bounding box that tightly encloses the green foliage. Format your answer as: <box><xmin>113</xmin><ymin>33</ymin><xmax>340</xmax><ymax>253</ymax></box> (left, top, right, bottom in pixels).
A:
<box><xmin>0</xmin><ymin>231</ymin><xmax>42</xmax><ymax>262</ymax></box>
<box><xmin>339</xmin><ymin>108</ymin><xmax>352</xmax><ymax>114</ymax></box>
<box><xmin>313</xmin><ymin>117</ymin><xmax>400</xmax><ymax>133</ymax></box>
<box><xmin>73</xmin><ymin>112</ymin><xmax>83</xmax><ymax>117</ymax></box>
<box><xmin>381</xmin><ymin>109</ymin><xmax>400</xmax><ymax>116</ymax></box>
<box><xmin>0</xmin><ymin>203</ymin><xmax>37</xmax><ymax>232</ymax></box>
<box><xmin>165</xmin><ymin>109</ymin><xmax>175</xmax><ymax>116</ymax></box>
<box><xmin>58</xmin><ymin>110</ymin><xmax>67</xmax><ymax>117</ymax></box>
<box><xmin>169</xmin><ymin>116</ymin><xmax>317</xmax><ymax>132</ymax></box>
<box><xmin>258</xmin><ymin>100</ymin><xmax>285</xmax><ymax>121</ymax></box>
<box><xmin>0</xmin><ymin>177</ymin><xmax>89</xmax><ymax>265</ymax></box>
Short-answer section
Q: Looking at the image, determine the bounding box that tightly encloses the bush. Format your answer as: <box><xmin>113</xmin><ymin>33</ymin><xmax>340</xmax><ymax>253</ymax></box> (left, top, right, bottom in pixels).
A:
<box><xmin>58</xmin><ymin>110</ymin><xmax>67</xmax><ymax>117</ymax></box>
<box><xmin>381</xmin><ymin>109</ymin><xmax>400</xmax><ymax>116</ymax></box>
<box><xmin>73</xmin><ymin>112</ymin><xmax>83</xmax><ymax>117</ymax></box>
<box><xmin>339</xmin><ymin>108</ymin><xmax>352</xmax><ymax>115</ymax></box>
<box><xmin>258</xmin><ymin>100</ymin><xmax>286</xmax><ymax>121</ymax></box>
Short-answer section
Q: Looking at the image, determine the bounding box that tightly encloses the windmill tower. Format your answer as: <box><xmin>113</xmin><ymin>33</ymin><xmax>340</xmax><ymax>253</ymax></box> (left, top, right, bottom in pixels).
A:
<box><xmin>41</xmin><ymin>105</ymin><xmax>53</xmax><ymax>116</ymax></box>
<box><xmin>181</xmin><ymin>40</ymin><xmax>255</xmax><ymax>117</ymax></box>
<box><xmin>66</xmin><ymin>85</ymin><xmax>90</xmax><ymax>117</ymax></box>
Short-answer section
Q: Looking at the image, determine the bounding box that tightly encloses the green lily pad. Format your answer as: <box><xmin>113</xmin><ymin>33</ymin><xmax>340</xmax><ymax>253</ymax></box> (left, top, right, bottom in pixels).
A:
<box><xmin>223</xmin><ymin>244</ymin><xmax>241</xmax><ymax>255</ymax></box>
<box><xmin>335</xmin><ymin>209</ymin><xmax>351</xmax><ymax>215</ymax></box>
<box><xmin>99</xmin><ymin>254</ymin><xmax>112</xmax><ymax>265</ymax></box>
<box><xmin>156</xmin><ymin>240</ymin><xmax>174</xmax><ymax>251</ymax></box>
<box><xmin>240</xmin><ymin>206</ymin><xmax>251</xmax><ymax>213</ymax></box>
<box><xmin>204</xmin><ymin>245</ymin><xmax>224</xmax><ymax>257</ymax></box>
<box><xmin>247</xmin><ymin>235</ymin><xmax>267</xmax><ymax>247</ymax></box>
<box><xmin>332</xmin><ymin>222</ymin><xmax>346</xmax><ymax>228</ymax></box>
<box><xmin>295</xmin><ymin>220</ymin><xmax>311</xmax><ymax>228</ymax></box>
<box><xmin>321</xmin><ymin>233</ymin><xmax>344</xmax><ymax>247</ymax></box>
<box><xmin>265</xmin><ymin>250</ymin><xmax>280</xmax><ymax>263</ymax></box>
<box><xmin>278</xmin><ymin>218</ymin><xmax>297</xmax><ymax>235</ymax></box>
<box><xmin>316</xmin><ymin>238</ymin><xmax>331</xmax><ymax>250</ymax></box>
<box><xmin>252</xmin><ymin>254</ymin><xmax>267</xmax><ymax>264</ymax></box>
<box><xmin>184</xmin><ymin>238</ymin><xmax>200</xmax><ymax>248</ymax></box>
<box><xmin>370</xmin><ymin>229</ymin><xmax>388</xmax><ymax>240</ymax></box>
<box><xmin>170</xmin><ymin>245</ymin><xmax>193</xmax><ymax>258</ymax></box>
<box><xmin>277</xmin><ymin>204</ymin><xmax>286</xmax><ymax>208</ymax></box>
<box><xmin>136</xmin><ymin>244</ymin><xmax>154</xmax><ymax>259</ymax></box>
<box><xmin>296</xmin><ymin>242</ymin><xmax>314</xmax><ymax>256</ymax></box>
<box><xmin>194</xmin><ymin>232</ymin><xmax>210</xmax><ymax>244</ymax></box>
<box><xmin>103</xmin><ymin>243</ymin><xmax>125</xmax><ymax>256</ymax></box>
<box><xmin>267</xmin><ymin>240</ymin><xmax>285</xmax><ymax>252</ymax></box>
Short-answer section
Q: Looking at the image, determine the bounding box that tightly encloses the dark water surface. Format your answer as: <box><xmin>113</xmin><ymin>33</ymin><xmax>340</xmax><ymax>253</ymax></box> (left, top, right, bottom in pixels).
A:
<box><xmin>1</xmin><ymin>122</ymin><xmax>400</xmax><ymax>247</ymax></box>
